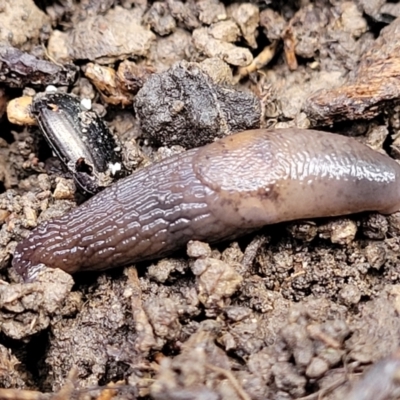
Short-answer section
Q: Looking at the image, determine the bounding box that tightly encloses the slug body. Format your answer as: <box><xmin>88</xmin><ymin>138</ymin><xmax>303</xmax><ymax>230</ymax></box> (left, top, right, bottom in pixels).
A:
<box><xmin>13</xmin><ymin>129</ymin><xmax>400</xmax><ymax>281</ymax></box>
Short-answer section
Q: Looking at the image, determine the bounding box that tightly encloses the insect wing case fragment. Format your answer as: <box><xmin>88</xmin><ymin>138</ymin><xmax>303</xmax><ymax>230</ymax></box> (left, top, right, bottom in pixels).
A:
<box><xmin>31</xmin><ymin>92</ymin><xmax>123</xmax><ymax>194</ymax></box>
<box><xmin>12</xmin><ymin>129</ymin><xmax>400</xmax><ymax>282</ymax></box>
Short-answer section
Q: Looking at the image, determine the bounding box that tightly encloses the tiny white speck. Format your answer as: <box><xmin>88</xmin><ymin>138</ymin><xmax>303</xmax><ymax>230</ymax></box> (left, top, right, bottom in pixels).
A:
<box><xmin>45</xmin><ymin>85</ymin><xmax>57</xmax><ymax>92</ymax></box>
<box><xmin>81</xmin><ymin>98</ymin><xmax>92</xmax><ymax>110</ymax></box>
<box><xmin>109</xmin><ymin>162</ymin><xmax>121</xmax><ymax>175</ymax></box>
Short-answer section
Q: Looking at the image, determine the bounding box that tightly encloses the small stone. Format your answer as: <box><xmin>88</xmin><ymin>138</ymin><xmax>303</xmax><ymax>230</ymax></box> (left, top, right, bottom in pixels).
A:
<box><xmin>147</xmin><ymin>258</ymin><xmax>187</xmax><ymax>283</ymax></box>
<box><xmin>80</xmin><ymin>98</ymin><xmax>92</xmax><ymax>110</ymax></box>
<box><xmin>187</xmin><ymin>240</ymin><xmax>212</xmax><ymax>258</ymax></box>
<box><xmin>224</xmin><ymin>306</ymin><xmax>252</xmax><ymax>322</ymax></box>
<box><xmin>318</xmin><ymin>219</ymin><xmax>357</xmax><ymax>245</ymax></box>
<box><xmin>271</xmin><ymin>362</ymin><xmax>306</xmax><ymax>397</ymax></box>
<box><xmin>305</xmin><ymin>357</ymin><xmax>329</xmax><ymax>378</ymax></box>
<box><xmin>53</xmin><ymin>178</ymin><xmax>75</xmax><ymax>200</ymax></box>
<box><xmin>48</xmin><ymin>7</ymin><xmax>156</xmax><ymax>63</ymax></box>
<box><xmin>338</xmin><ymin>284</ymin><xmax>361</xmax><ymax>306</ymax></box>
<box><xmin>365</xmin><ymin>242</ymin><xmax>386</xmax><ymax>270</ymax></box>
<box><xmin>197</xmin><ymin>0</ymin><xmax>226</xmax><ymax>25</ymax></box>
<box><xmin>23</xmin><ymin>206</ymin><xmax>37</xmax><ymax>228</ymax></box>
<box><xmin>7</xmin><ymin>97</ymin><xmax>36</xmax><ymax>126</ymax></box>
<box><xmin>191</xmin><ymin>258</ymin><xmax>208</xmax><ymax>276</ymax></box>
<box><xmin>192</xmin><ymin>28</ymin><xmax>253</xmax><ymax>67</ymax></box>
<box><xmin>0</xmin><ymin>210</ymin><xmax>10</xmax><ymax>225</ymax></box>
<box><xmin>330</xmin><ymin>219</ymin><xmax>357</xmax><ymax>244</ymax></box>
<box><xmin>199</xmin><ymin>58</ymin><xmax>233</xmax><ymax>85</ymax></box>
<box><xmin>208</xmin><ymin>20</ymin><xmax>240</xmax><ymax>42</ymax></box>
<box><xmin>143</xmin><ymin>2</ymin><xmax>176</xmax><ymax>36</ymax></box>
<box><xmin>388</xmin><ymin>212</ymin><xmax>400</xmax><ymax>236</ymax></box>
<box><xmin>231</xmin><ymin>3</ymin><xmax>260</xmax><ymax>49</ymax></box>
<box><xmin>318</xmin><ymin>348</ymin><xmax>344</xmax><ymax>367</ymax></box>
<box><xmin>361</xmin><ymin>213</ymin><xmax>388</xmax><ymax>240</ymax></box>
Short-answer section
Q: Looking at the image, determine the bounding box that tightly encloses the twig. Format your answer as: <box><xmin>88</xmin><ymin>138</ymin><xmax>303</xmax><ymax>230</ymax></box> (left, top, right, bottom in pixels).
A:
<box><xmin>206</xmin><ymin>363</ymin><xmax>251</xmax><ymax>400</ymax></box>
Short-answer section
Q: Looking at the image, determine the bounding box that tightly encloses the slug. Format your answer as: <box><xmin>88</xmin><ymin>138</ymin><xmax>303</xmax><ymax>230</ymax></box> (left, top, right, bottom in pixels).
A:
<box><xmin>12</xmin><ymin>128</ymin><xmax>400</xmax><ymax>281</ymax></box>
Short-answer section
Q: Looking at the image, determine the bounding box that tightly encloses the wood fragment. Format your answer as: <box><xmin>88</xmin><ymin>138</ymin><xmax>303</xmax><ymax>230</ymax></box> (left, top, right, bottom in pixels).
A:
<box><xmin>0</xmin><ymin>44</ymin><xmax>77</xmax><ymax>88</ymax></box>
<box><xmin>206</xmin><ymin>364</ymin><xmax>251</xmax><ymax>400</ymax></box>
<box><xmin>305</xmin><ymin>17</ymin><xmax>400</xmax><ymax>125</ymax></box>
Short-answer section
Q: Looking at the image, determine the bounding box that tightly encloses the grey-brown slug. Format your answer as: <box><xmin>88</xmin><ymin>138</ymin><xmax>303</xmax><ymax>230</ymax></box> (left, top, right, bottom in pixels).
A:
<box><xmin>12</xmin><ymin>128</ymin><xmax>400</xmax><ymax>281</ymax></box>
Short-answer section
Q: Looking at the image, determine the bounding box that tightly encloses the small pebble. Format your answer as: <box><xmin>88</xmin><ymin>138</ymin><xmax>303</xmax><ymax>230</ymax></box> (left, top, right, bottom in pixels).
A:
<box><xmin>187</xmin><ymin>240</ymin><xmax>212</xmax><ymax>258</ymax></box>
<box><xmin>338</xmin><ymin>284</ymin><xmax>361</xmax><ymax>306</ymax></box>
<box><xmin>53</xmin><ymin>178</ymin><xmax>76</xmax><ymax>200</ymax></box>
<box><xmin>305</xmin><ymin>357</ymin><xmax>329</xmax><ymax>378</ymax></box>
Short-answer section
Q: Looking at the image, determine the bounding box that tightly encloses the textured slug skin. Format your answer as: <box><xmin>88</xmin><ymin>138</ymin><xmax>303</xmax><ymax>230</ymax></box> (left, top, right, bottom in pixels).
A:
<box><xmin>13</xmin><ymin>128</ymin><xmax>400</xmax><ymax>281</ymax></box>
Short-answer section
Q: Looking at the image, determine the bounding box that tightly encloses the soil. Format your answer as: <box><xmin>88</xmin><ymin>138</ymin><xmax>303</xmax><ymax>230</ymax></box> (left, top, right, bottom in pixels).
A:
<box><xmin>1</xmin><ymin>0</ymin><xmax>400</xmax><ymax>399</ymax></box>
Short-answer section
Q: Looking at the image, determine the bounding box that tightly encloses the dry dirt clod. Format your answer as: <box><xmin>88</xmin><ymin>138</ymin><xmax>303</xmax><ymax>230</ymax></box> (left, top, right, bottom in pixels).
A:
<box><xmin>144</xmin><ymin>297</ymin><xmax>181</xmax><ymax>342</ymax></box>
<box><xmin>135</xmin><ymin>61</ymin><xmax>261</xmax><ymax>147</ymax></box>
<box><xmin>147</xmin><ymin>28</ymin><xmax>194</xmax><ymax>72</ymax></box>
<box><xmin>338</xmin><ymin>284</ymin><xmax>361</xmax><ymax>306</ymax></box>
<box><xmin>126</xmin><ymin>267</ymin><xmax>157</xmax><ymax>354</ymax></box>
<box><xmin>0</xmin><ymin>343</ymin><xmax>27</xmax><ymax>388</ymax></box>
<box><xmin>208</xmin><ymin>20</ymin><xmax>240</xmax><ymax>42</ymax></box>
<box><xmin>259</xmin><ymin>8</ymin><xmax>287</xmax><ymax>41</ymax></box>
<box><xmin>0</xmin><ymin>44</ymin><xmax>77</xmax><ymax>89</ymax></box>
<box><xmin>347</xmin><ymin>286</ymin><xmax>400</xmax><ymax>365</ymax></box>
<box><xmin>143</xmin><ymin>1</ymin><xmax>177</xmax><ymax>36</ymax></box>
<box><xmin>305</xmin><ymin>357</ymin><xmax>329</xmax><ymax>379</ymax></box>
<box><xmin>305</xmin><ymin>14</ymin><xmax>400</xmax><ymax>125</ymax></box>
<box><xmin>167</xmin><ymin>0</ymin><xmax>200</xmax><ymax>30</ymax></box>
<box><xmin>271</xmin><ymin>362</ymin><xmax>307</xmax><ymax>398</ymax></box>
<box><xmin>48</xmin><ymin>6</ymin><xmax>156</xmax><ymax>63</ymax></box>
<box><xmin>0</xmin><ymin>268</ymin><xmax>74</xmax><ymax>340</ymax></box>
<box><xmin>44</xmin><ymin>273</ymin><xmax>135</xmax><ymax>391</ymax></box>
<box><xmin>196</xmin><ymin>0</ymin><xmax>226</xmax><ymax>25</ymax></box>
<box><xmin>52</xmin><ymin>178</ymin><xmax>75</xmax><ymax>200</ymax></box>
<box><xmin>192</xmin><ymin>27</ymin><xmax>253</xmax><ymax>67</ymax></box>
<box><xmin>151</xmin><ymin>320</ymin><xmax>249</xmax><ymax>400</ymax></box>
<box><xmin>0</xmin><ymin>0</ymin><xmax>50</xmax><ymax>47</ymax></box>
<box><xmin>187</xmin><ymin>240</ymin><xmax>212</xmax><ymax>258</ymax></box>
<box><xmin>147</xmin><ymin>258</ymin><xmax>188</xmax><ymax>283</ymax></box>
<box><xmin>361</xmin><ymin>213</ymin><xmax>389</xmax><ymax>240</ymax></box>
<box><xmin>231</xmin><ymin>3</ymin><xmax>260</xmax><ymax>49</ymax></box>
<box><xmin>199</xmin><ymin>57</ymin><xmax>233</xmax><ymax>85</ymax></box>
<box><xmin>191</xmin><ymin>254</ymin><xmax>243</xmax><ymax>311</ymax></box>
<box><xmin>318</xmin><ymin>219</ymin><xmax>358</xmax><ymax>245</ymax></box>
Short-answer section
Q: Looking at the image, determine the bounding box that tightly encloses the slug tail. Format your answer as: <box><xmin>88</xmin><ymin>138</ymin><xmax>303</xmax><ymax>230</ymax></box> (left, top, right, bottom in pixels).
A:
<box><xmin>12</xmin><ymin>246</ymin><xmax>44</xmax><ymax>283</ymax></box>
